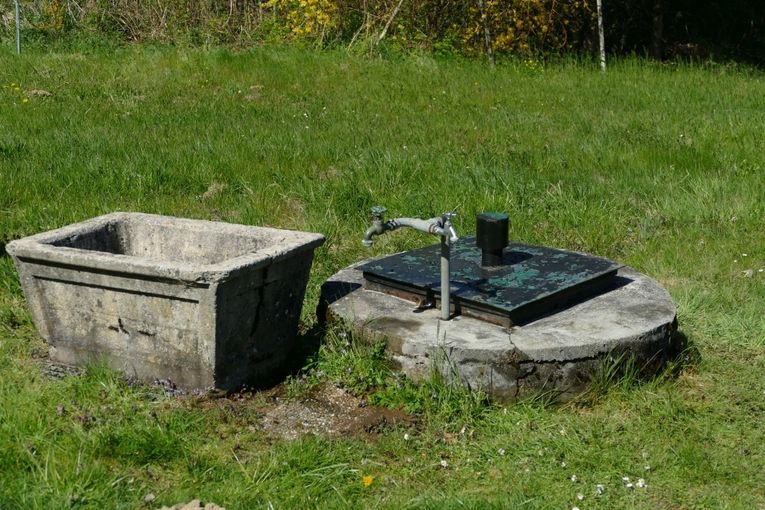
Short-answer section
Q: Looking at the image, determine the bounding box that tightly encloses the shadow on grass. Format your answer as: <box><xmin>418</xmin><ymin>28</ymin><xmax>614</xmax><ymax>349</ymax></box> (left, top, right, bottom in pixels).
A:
<box><xmin>572</xmin><ymin>328</ymin><xmax>700</xmax><ymax>406</ymax></box>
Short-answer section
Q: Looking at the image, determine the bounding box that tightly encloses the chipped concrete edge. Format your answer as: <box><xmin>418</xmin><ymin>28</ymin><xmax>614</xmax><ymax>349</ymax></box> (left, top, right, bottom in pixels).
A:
<box><xmin>319</xmin><ymin>259</ymin><xmax>678</xmax><ymax>401</ymax></box>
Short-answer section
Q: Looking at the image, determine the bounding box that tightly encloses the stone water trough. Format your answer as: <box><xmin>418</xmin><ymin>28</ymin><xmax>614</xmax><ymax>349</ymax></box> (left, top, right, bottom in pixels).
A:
<box><xmin>7</xmin><ymin>212</ymin><xmax>324</xmax><ymax>390</ymax></box>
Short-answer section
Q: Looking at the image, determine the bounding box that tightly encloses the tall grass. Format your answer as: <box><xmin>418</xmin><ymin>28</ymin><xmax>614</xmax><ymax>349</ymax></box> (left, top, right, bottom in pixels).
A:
<box><xmin>0</xmin><ymin>46</ymin><xmax>764</xmax><ymax>508</ymax></box>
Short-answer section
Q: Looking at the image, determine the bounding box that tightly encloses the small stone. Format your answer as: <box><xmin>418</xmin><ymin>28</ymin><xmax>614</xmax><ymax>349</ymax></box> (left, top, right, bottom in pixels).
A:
<box><xmin>636</xmin><ymin>478</ymin><xmax>647</xmax><ymax>488</ymax></box>
<box><xmin>595</xmin><ymin>484</ymin><xmax>605</xmax><ymax>496</ymax></box>
<box><xmin>200</xmin><ymin>182</ymin><xmax>227</xmax><ymax>200</ymax></box>
<box><xmin>25</xmin><ymin>89</ymin><xmax>52</xmax><ymax>97</ymax></box>
<box><xmin>561</xmin><ymin>461</ymin><xmax>567</xmax><ymax>468</ymax></box>
<box><xmin>403</xmin><ymin>433</ymin><xmax>410</xmax><ymax>441</ymax></box>
<box><xmin>439</xmin><ymin>459</ymin><xmax>449</xmax><ymax>468</ymax></box>
<box><xmin>570</xmin><ymin>474</ymin><xmax>578</xmax><ymax>482</ymax></box>
<box><xmin>576</xmin><ymin>493</ymin><xmax>584</xmax><ymax>500</ymax></box>
<box><xmin>626</xmin><ymin>482</ymin><xmax>635</xmax><ymax>489</ymax></box>
<box><xmin>622</xmin><ymin>476</ymin><xmax>630</xmax><ymax>483</ymax></box>
<box><xmin>143</xmin><ymin>493</ymin><xmax>155</xmax><ymax>503</ymax></box>
<box><xmin>644</xmin><ymin>464</ymin><xmax>651</xmax><ymax>471</ymax></box>
<box><xmin>498</xmin><ymin>448</ymin><xmax>506</xmax><ymax>456</ymax></box>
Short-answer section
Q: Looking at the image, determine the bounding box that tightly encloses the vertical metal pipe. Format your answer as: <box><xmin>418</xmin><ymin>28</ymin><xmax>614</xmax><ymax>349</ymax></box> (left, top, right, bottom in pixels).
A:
<box><xmin>440</xmin><ymin>235</ymin><xmax>450</xmax><ymax>321</ymax></box>
<box><xmin>15</xmin><ymin>0</ymin><xmax>21</xmax><ymax>55</ymax></box>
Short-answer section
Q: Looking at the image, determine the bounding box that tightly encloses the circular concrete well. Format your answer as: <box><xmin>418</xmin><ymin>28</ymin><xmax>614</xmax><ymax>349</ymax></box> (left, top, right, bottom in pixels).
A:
<box><xmin>319</xmin><ymin>261</ymin><xmax>678</xmax><ymax>402</ymax></box>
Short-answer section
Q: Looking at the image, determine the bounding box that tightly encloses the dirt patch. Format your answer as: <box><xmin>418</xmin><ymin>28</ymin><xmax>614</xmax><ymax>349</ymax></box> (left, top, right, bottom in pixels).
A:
<box><xmin>158</xmin><ymin>500</ymin><xmax>225</xmax><ymax>510</ymax></box>
<box><xmin>34</xmin><ymin>354</ymin><xmax>412</xmax><ymax>440</ymax></box>
<box><xmin>256</xmin><ymin>383</ymin><xmax>412</xmax><ymax>440</ymax></box>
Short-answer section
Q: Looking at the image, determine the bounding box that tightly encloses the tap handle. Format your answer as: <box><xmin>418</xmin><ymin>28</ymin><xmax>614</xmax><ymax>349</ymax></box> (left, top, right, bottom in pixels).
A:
<box><xmin>442</xmin><ymin>211</ymin><xmax>457</xmax><ymax>223</ymax></box>
<box><xmin>371</xmin><ymin>206</ymin><xmax>387</xmax><ymax>219</ymax></box>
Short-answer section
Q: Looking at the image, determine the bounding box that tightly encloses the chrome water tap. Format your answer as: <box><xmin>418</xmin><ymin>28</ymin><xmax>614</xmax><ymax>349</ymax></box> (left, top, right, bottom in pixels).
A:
<box><xmin>362</xmin><ymin>206</ymin><xmax>458</xmax><ymax>320</ymax></box>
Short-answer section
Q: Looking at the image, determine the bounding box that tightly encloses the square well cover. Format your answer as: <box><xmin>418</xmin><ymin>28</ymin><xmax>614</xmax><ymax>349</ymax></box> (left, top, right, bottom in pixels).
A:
<box><xmin>359</xmin><ymin>237</ymin><xmax>622</xmax><ymax>326</ymax></box>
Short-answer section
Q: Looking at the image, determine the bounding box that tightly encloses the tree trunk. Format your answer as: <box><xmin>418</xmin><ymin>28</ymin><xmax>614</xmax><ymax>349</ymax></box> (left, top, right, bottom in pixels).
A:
<box><xmin>596</xmin><ymin>0</ymin><xmax>605</xmax><ymax>70</ymax></box>
<box><xmin>651</xmin><ymin>0</ymin><xmax>664</xmax><ymax>59</ymax></box>
<box><xmin>377</xmin><ymin>0</ymin><xmax>405</xmax><ymax>44</ymax></box>
<box><xmin>477</xmin><ymin>0</ymin><xmax>495</xmax><ymax>65</ymax></box>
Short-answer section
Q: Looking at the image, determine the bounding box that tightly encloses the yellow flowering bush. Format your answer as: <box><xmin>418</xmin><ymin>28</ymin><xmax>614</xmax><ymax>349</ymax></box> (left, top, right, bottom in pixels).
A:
<box><xmin>463</xmin><ymin>0</ymin><xmax>595</xmax><ymax>56</ymax></box>
<box><xmin>34</xmin><ymin>0</ymin><xmax>67</xmax><ymax>32</ymax></box>
<box><xmin>265</xmin><ymin>0</ymin><xmax>338</xmax><ymax>41</ymax></box>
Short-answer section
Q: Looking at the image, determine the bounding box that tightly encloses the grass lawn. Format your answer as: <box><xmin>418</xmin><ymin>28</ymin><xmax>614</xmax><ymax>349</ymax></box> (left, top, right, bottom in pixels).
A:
<box><xmin>1</xmin><ymin>46</ymin><xmax>764</xmax><ymax>509</ymax></box>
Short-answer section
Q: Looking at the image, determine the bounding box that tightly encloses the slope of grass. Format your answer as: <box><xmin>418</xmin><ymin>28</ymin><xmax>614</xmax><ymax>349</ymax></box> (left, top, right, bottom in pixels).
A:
<box><xmin>0</xmin><ymin>47</ymin><xmax>764</xmax><ymax>508</ymax></box>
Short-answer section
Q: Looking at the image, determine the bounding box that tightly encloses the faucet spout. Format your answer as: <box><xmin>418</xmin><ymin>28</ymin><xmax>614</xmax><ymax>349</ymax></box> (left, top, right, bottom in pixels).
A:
<box><xmin>447</xmin><ymin>224</ymin><xmax>459</xmax><ymax>244</ymax></box>
<box><xmin>362</xmin><ymin>222</ymin><xmax>387</xmax><ymax>246</ymax></box>
<box><xmin>362</xmin><ymin>205</ymin><xmax>390</xmax><ymax>246</ymax></box>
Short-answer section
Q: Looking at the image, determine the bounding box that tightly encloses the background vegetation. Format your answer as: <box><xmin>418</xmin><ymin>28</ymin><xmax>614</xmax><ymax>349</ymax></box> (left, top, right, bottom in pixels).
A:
<box><xmin>1</xmin><ymin>0</ymin><xmax>763</xmax><ymax>63</ymax></box>
<box><xmin>1</xmin><ymin>44</ymin><xmax>764</xmax><ymax>508</ymax></box>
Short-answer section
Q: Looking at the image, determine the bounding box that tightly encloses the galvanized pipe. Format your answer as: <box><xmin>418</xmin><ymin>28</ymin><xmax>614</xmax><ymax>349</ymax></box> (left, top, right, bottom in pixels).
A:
<box><xmin>362</xmin><ymin>217</ymin><xmax>457</xmax><ymax>246</ymax></box>
<box><xmin>362</xmin><ymin>207</ymin><xmax>458</xmax><ymax>321</ymax></box>
<box><xmin>440</xmin><ymin>233</ymin><xmax>450</xmax><ymax>320</ymax></box>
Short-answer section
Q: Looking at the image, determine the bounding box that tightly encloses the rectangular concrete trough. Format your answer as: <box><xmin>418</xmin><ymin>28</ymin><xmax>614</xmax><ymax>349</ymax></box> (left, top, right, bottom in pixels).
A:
<box><xmin>7</xmin><ymin>212</ymin><xmax>325</xmax><ymax>390</ymax></box>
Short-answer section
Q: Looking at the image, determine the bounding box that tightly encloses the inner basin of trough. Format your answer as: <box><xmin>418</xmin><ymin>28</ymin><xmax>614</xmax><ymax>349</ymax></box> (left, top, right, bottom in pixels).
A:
<box><xmin>49</xmin><ymin>217</ymin><xmax>267</xmax><ymax>265</ymax></box>
<box><xmin>359</xmin><ymin>237</ymin><xmax>623</xmax><ymax>327</ymax></box>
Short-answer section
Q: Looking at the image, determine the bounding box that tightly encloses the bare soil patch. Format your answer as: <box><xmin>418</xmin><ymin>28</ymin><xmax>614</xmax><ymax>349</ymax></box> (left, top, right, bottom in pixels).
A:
<box><xmin>255</xmin><ymin>382</ymin><xmax>412</xmax><ymax>440</ymax></box>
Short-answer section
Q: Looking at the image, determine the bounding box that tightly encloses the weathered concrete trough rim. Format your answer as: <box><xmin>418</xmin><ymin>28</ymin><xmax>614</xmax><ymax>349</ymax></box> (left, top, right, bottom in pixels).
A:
<box><xmin>7</xmin><ymin>212</ymin><xmax>326</xmax><ymax>284</ymax></box>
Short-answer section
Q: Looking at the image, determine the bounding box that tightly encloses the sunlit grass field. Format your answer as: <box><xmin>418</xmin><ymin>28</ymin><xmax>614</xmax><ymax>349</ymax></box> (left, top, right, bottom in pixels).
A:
<box><xmin>1</xmin><ymin>46</ymin><xmax>764</xmax><ymax>508</ymax></box>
